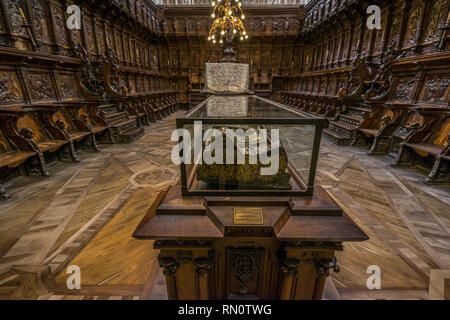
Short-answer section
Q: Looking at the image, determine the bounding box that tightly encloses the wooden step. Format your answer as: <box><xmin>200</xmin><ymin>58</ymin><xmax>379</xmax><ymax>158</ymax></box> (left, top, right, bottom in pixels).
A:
<box><xmin>348</xmin><ymin>106</ymin><xmax>371</xmax><ymax>113</ymax></box>
<box><xmin>323</xmin><ymin>128</ymin><xmax>351</xmax><ymax>146</ymax></box>
<box><xmin>339</xmin><ymin>114</ymin><xmax>362</xmax><ymax>123</ymax></box>
<box><xmin>330</xmin><ymin>120</ymin><xmax>358</xmax><ymax>131</ymax></box>
<box><xmin>110</xmin><ymin>118</ymin><xmax>136</xmax><ymax>128</ymax></box>
<box><xmin>105</xmin><ymin>112</ymin><xmax>126</xmax><ymax>119</ymax></box>
<box><xmin>119</xmin><ymin>126</ymin><xmax>145</xmax><ymax>143</ymax></box>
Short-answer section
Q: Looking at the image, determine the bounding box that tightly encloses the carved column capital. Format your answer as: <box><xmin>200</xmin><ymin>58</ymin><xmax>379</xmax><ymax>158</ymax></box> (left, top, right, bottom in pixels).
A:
<box><xmin>193</xmin><ymin>253</ymin><xmax>213</xmax><ymax>277</ymax></box>
<box><xmin>281</xmin><ymin>258</ymin><xmax>301</xmax><ymax>278</ymax></box>
<box><xmin>158</xmin><ymin>255</ymin><xmax>179</xmax><ymax>276</ymax></box>
<box><xmin>317</xmin><ymin>256</ymin><xmax>340</xmax><ymax>277</ymax></box>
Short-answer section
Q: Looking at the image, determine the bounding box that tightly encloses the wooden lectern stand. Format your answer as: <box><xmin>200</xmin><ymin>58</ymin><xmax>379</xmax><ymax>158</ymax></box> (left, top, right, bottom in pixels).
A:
<box><xmin>133</xmin><ymin>185</ymin><xmax>368</xmax><ymax>300</ymax></box>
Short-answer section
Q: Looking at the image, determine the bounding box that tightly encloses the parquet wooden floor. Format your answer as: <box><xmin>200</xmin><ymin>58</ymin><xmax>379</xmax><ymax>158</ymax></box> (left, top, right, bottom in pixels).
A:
<box><xmin>0</xmin><ymin>111</ymin><xmax>448</xmax><ymax>300</ymax></box>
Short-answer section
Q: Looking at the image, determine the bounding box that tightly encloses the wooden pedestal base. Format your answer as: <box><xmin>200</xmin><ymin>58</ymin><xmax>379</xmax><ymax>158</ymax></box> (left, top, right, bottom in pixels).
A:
<box><xmin>133</xmin><ymin>185</ymin><xmax>368</xmax><ymax>300</ymax></box>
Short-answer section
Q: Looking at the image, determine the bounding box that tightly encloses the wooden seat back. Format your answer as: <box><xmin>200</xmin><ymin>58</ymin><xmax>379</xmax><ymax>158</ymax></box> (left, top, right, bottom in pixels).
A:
<box><xmin>428</xmin><ymin>118</ymin><xmax>450</xmax><ymax>149</ymax></box>
<box><xmin>17</xmin><ymin>114</ymin><xmax>50</xmax><ymax>144</ymax></box>
<box><xmin>0</xmin><ymin>129</ymin><xmax>13</xmax><ymax>155</ymax></box>
<box><xmin>52</xmin><ymin>111</ymin><xmax>76</xmax><ymax>132</ymax></box>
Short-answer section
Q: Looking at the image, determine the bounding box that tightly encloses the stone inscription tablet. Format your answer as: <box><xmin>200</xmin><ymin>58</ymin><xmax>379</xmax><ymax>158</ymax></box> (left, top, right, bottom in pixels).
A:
<box><xmin>205</xmin><ymin>63</ymin><xmax>249</xmax><ymax>93</ymax></box>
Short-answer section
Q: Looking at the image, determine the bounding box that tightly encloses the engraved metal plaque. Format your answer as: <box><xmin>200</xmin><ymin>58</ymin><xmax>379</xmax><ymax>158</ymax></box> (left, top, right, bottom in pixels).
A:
<box><xmin>233</xmin><ymin>208</ymin><xmax>264</xmax><ymax>225</ymax></box>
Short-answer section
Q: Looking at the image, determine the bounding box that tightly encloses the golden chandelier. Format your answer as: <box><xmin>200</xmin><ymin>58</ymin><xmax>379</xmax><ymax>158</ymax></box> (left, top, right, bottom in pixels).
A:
<box><xmin>207</xmin><ymin>0</ymin><xmax>248</xmax><ymax>44</ymax></box>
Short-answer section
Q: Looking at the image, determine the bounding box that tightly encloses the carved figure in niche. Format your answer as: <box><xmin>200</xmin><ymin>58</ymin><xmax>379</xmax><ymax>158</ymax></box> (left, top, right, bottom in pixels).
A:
<box><xmin>426</xmin><ymin>0</ymin><xmax>447</xmax><ymax>42</ymax></box>
<box><xmin>406</xmin><ymin>6</ymin><xmax>421</xmax><ymax>46</ymax></box>
<box><xmin>272</xmin><ymin>19</ymin><xmax>279</xmax><ymax>32</ymax></box>
<box><xmin>252</xmin><ymin>19</ymin><xmax>260</xmax><ymax>32</ymax></box>
<box><xmin>171</xmin><ymin>19</ymin><xmax>176</xmax><ymax>33</ymax></box>
<box><xmin>284</xmin><ymin>19</ymin><xmax>289</xmax><ymax>32</ymax></box>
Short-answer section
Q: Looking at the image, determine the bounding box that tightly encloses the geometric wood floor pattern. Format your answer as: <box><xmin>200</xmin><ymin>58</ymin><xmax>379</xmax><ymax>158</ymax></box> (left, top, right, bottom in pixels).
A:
<box><xmin>0</xmin><ymin>111</ymin><xmax>449</xmax><ymax>300</ymax></box>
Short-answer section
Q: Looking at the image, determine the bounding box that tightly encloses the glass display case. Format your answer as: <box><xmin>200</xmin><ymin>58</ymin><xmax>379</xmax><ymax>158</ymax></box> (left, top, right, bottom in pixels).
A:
<box><xmin>175</xmin><ymin>95</ymin><xmax>328</xmax><ymax>196</ymax></box>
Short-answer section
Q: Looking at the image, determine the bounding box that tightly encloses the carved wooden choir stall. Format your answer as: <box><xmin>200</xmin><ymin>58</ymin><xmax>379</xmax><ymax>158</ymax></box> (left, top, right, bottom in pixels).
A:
<box><xmin>0</xmin><ymin>0</ymin><xmax>189</xmax><ymax>199</ymax></box>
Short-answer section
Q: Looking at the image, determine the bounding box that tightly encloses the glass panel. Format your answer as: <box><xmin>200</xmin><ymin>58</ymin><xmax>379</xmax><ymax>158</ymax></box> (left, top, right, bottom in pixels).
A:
<box><xmin>187</xmin><ymin>95</ymin><xmax>307</xmax><ymax>119</ymax></box>
<box><xmin>181</xmin><ymin>122</ymin><xmax>315</xmax><ymax>193</ymax></box>
<box><xmin>276</xmin><ymin>124</ymin><xmax>315</xmax><ymax>186</ymax></box>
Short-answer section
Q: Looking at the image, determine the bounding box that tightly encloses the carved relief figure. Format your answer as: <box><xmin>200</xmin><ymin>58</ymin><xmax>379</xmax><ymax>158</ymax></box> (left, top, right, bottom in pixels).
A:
<box><xmin>420</xmin><ymin>77</ymin><xmax>450</xmax><ymax>103</ymax></box>
<box><xmin>74</xmin><ymin>45</ymin><xmax>104</xmax><ymax>95</ymax></box>
<box><xmin>52</xmin><ymin>6</ymin><xmax>68</xmax><ymax>48</ymax></box>
<box><xmin>395</xmin><ymin>78</ymin><xmax>415</xmax><ymax>100</ymax></box>
<box><xmin>365</xmin><ymin>48</ymin><xmax>396</xmax><ymax>100</ymax></box>
<box><xmin>4</xmin><ymin>0</ymin><xmax>27</xmax><ymax>36</ymax></box>
<box><xmin>32</xmin><ymin>0</ymin><xmax>50</xmax><ymax>44</ymax></box>
<box><xmin>60</xmin><ymin>75</ymin><xmax>77</xmax><ymax>99</ymax></box>
<box><xmin>404</xmin><ymin>6</ymin><xmax>422</xmax><ymax>47</ymax></box>
<box><xmin>27</xmin><ymin>72</ymin><xmax>54</xmax><ymax>100</ymax></box>
<box><xmin>389</xmin><ymin>15</ymin><xmax>402</xmax><ymax>48</ymax></box>
<box><xmin>425</xmin><ymin>0</ymin><xmax>447</xmax><ymax>42</ymax></box>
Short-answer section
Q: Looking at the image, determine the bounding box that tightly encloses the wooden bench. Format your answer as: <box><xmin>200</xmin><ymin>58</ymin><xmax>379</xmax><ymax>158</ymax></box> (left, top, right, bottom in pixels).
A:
<box><xmin>51</xmin><ymin>107</ymin><xmax>99</xmax><ymax>152</ymax></box>
<box><xmin>126</xmin><ymin>97</ymin><xmax>150</xmax><ymax>126</ymax></box>
<box><xmin>78</xmin><ymin>104</ymin><xmax>114</xmax><ymax>144</ymax></box>
<box><xmin>15</xmin><ymin>111</ymin><xmax>78</xmax><ymax>164</ymax></box>
<box><xmin>151</xmin><ymin>93</ymin><xmax>167</xmax><ymax>118</ymax></box>
<box><xmin>353</xmin><ymin>108</ymin><xmax>402</xmax><ymax>155</ymax></box>
<box><xmin>0</xmin><ymin>110</ymin><xmax>55</xmax><ymax>179</ymax></box>
<box><xmin>0</xmin><ymin>128</ymin><xmax>39</xmax><ymax>200</ymax></box>
<box><xmin>393</xmin><ymin>117</ymin><xmax>450</xmax><ymax>184</ymax></box>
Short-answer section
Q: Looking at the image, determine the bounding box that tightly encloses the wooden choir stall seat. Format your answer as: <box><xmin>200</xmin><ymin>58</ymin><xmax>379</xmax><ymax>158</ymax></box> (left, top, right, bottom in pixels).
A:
<box><xmin>0</xmin><ymin>129</ymin><xmax>37</xmax><ymax>200</ymax></box>
<box><xmin>51</xmin><ymin>108</ymin><xmax>99</xmax><ymax>152</ymax></box>
<box><xmin>16</xmin><ymin>112</ymin><xmax>78</xmax><ymax>163</ymax></box>
<box><xmin>393</xmin><ymin>117</ymin><xmax>450</xmax><ymax>184</ymax></box>
<box><xmin>77</xmin><ymin>106</ymin><xmax>114</xmax><ymax>144</ymax></box>
<box><xmin>354</xmin><ymin>109</ymin><xmax>402</xmax><ymax>155</ymax></box>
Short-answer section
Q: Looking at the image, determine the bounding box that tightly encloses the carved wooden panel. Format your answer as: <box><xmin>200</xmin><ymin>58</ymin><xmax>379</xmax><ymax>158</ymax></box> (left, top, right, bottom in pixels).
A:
<box><xmin>0</xmin><ymin>69</ymin><xmax>24</xmax><ymax>104</ymax></box>
<box><xmin>58</xmin><ymin>73</ymin><xmax>79</xmax><ymax>100</ymax></box>
<box><xmin>402</xmin><ymin>3</ymin><xmax>422</xmax><ymax>49</ymax></box>
<box><xmin>83</xmin><ymin>15</ymin><xmax>96</xmax><ymax>54</ymax></box>
<box><xmin>25</xmin><ymin>71</ymin><xmax>55</xmax><ymax>101</ymax></box>
<box><xmin>51</xmin><ymin>2</ymin><xmax>70</xmax><ymax>54</ymax></box>
<box><xmin>418</xmin><ymin>74</ymin><xmax>450</xmax><ymax>104</ymax></box>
